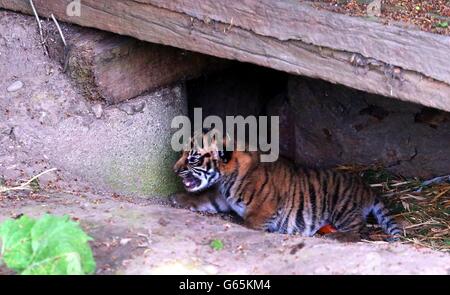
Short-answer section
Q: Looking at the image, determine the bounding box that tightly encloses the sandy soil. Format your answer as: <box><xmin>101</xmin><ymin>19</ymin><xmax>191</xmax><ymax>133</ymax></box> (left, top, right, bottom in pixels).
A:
<box><xmin>1</xmin><ymin>189</ymin><xmax>449</xmax><ymax>275</ymax></box>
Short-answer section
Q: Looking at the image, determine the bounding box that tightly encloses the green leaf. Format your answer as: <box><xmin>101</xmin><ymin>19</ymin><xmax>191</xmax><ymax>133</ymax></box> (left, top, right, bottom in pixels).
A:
<box><xmin>27</xmin><ymin>215</ymin><xmax>96</xmax><ymax>275</ymax></box>
<box><xmin>436</xmin><ymin>21</ymin><xmax>449</xmax><ymax>28</ymax></box>
<box><xmin>210</xmin><ymin>239</ymin><xmax>224</xmax><ymax>251</ymax></box>
<box><xmin>0</xmin><ymin>214</ymin><xmax>96</xmax><ymax>275</ymax></box>
<box><xmin>0</xmin><ymin>216</ymin><xmax>35</xmax><ymax>271</ymax></box>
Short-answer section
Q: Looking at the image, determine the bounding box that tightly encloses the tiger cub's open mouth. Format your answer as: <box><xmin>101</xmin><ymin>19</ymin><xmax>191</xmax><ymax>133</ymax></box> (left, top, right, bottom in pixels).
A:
<box><xmin>181</xmin><ymin>175</ymin><xmax>201</xmax><ymax>190</ymax></box>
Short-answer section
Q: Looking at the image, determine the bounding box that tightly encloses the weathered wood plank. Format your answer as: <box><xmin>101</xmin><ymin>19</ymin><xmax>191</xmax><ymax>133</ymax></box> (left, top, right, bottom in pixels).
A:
<box><xmin>1</xmin><ymin>0</ymin><xmax>449</xmax><ymax>111</ymax></box>
<box><xmin>143</xmin><ymin>0</ymin><xmax>450</xmax><ymax>85</ymax></box>
<box><xmin>57</xmin><ymin>29</ymin><xmax>226</xmax><ymax>103</ymax></box>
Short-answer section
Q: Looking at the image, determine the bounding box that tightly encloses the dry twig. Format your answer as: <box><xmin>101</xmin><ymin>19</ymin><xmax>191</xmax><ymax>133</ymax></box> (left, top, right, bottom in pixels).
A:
<box><xmin>0</xmin><ymin>168</ymin><xmax>57</xmax><ymax>193</ymax></box>
<box><xmin>335</xmin><ymin>164</ymin><xmax>450</xmax><ymax>252</ymax></box>
<box><xmin>29</xmin><ymin>0</ymin><xmax>49</xmax><ymax>55</ymax></box>
<box><xmin>50</xmin><ymin>13</ymin><xmax>67</xmax><ymax>47</ymax></box>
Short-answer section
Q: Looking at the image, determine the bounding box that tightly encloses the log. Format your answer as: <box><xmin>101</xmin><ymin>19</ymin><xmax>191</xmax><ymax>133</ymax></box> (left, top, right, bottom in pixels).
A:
<box><xmin>65</xmin><ymin>32</ymin><xmax>226</xmax><ymax>104</ymax></box>
<box><xmin>45</xmin><ymin>24</ymin><xmax>226</xmax><ymax>104</ymax></box>
<box><xmin>1</xmin><ymin>0</ymin><xmax>450</xmax><ymax>111</ymax></box>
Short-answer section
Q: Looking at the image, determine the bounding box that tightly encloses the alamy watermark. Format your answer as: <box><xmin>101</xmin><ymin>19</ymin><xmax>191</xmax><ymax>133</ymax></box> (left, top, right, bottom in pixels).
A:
<box><xmin>171</xmin><ymin>108</ymin><xmax>280</xmax><ymax>163</ymax></box>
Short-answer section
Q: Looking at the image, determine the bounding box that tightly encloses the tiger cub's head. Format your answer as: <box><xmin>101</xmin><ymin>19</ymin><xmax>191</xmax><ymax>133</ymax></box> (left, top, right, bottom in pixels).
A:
<box><xmin>173</xmin><ymin>129</ymin><xmax>232</xmax><ymax>192</ymax></box>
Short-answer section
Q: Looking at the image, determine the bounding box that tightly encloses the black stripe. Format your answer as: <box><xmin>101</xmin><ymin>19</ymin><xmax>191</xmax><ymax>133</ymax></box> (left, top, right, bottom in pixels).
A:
<box><xmin>379</xmin><ymin>210</ymin><xmax>391</xmax><ymax>227</ymax></box>
<box><xmin>321</xmin><ymin>171</ymin><xmax>329</xmax><ymax>220</ymax></box>
<box><xmin>332</xmin><ymin>179</ymin><xmax>354</xmax><ymax>224</ymax></box>
<box><xmin>282</xmin><ymin>181</ymin><xmax>297</xmax><ymax>233</ymax></box>
<box><xmin>332</xmin><ymin>197</ymin><xmax>352</xmax><ymax>224</ymax></box>
<box><xmin>235</xmin><ymin>166</ymin><xmax>254</xmax><ymax>201</ymax></box>
<box><xmin>295</xmin><ymin>178</ymin><xmax>305</xmax><ymax>233</ymax></box>
<box><xmin>375</xmin><ymin>207</ymin><xmax>384</xmax><ymax>217</ymax></box>
<box><xmin>279</xmin><ymin>212</ymin><xmax>290</xmax><ymax>234</ymax></box>
<box><xmin>287</xmin><ymin>173</ymin><xmax>299</xmax><ymax>233</ymax></box>
<box><xmin>223</xmin><ymin>176</ymin><xmax>235</xmax><ymax>198</ymax></box>
<box><xmin>234</xmin><ymin>177</ymin><xmax>246</xmax><ymax>198</ymax></box>
<box><xmin>335</xmin><ymin>202</ymin><xmax>357</xmax><ymax>230</ymax></box>
<box><xmin>308</xmin><ymin>172</ymin><xmax>317</xmax><ymax>233</ymax></box>
<box><xmin>243</xmin><ymin>186</ymin><xmax>256</xmax><ymax>205</ymax></box>
<box><xmin>384</xmin><ymin>218</ymin><xmax>395</xmax><ymax>229</ymax></box>
<box><xmin>331</xmin><ymin>174</ymin><xmax>341</xmax><ymax>213</ymax></box>
<box><xmin>221</xmin><ymin>164</ymin><xmax>239</xmax><ymax>199</ymax></box>
<box><xmin>248</xmin><ymin>167</ymin><xmax>269</xmax><ymax>205</ymax></box>
<box><xmin>258</xmin><ymin>181</ymin><xmax>273</xmax><ymax>205</ymax></box>
<box><xmin>210</xmin><ymin>197</ymin><xmax>221</xmax><ymax>212</ymax></box>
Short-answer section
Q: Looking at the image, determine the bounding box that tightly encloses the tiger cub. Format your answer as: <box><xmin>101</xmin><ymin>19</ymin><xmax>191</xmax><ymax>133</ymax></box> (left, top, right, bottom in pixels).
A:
<box><xmin>172</xmin><ymin>129</ymin><xmax>401</xmax><ymax>240</ymax></box>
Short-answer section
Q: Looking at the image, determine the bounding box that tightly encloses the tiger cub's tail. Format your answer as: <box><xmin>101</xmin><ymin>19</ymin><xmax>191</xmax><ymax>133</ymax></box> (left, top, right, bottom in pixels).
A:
<box><xmin>371</xmin><ymin>198</ymin><xmax>402</xmax><ymax>240</ymax></box>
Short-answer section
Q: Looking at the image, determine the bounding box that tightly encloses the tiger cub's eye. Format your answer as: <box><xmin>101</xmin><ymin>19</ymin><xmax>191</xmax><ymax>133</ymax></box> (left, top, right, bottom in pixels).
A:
<box><xmin>188</xmin><ymin>156</ymin><xmax>200</xmax><ymax>164</ymax></box>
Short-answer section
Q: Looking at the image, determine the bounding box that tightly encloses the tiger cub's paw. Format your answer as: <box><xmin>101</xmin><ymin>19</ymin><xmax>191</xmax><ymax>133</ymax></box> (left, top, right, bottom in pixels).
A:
<box><xmin>169</xmin><ymin>193</ymin><xmax>219</xmax><ymax>214</ymax></box>
<box><xmin>169</xmin><ymin>193</ymin><xmax>196</xmax><ymax>209</ymax></box>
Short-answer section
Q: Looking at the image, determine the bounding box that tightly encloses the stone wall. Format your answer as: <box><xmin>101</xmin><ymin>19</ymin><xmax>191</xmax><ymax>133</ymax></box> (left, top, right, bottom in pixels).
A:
<box><xmin>0</xmin><ymin>11</ymin><xmax>185</xmax><ymax>196</ymax></box>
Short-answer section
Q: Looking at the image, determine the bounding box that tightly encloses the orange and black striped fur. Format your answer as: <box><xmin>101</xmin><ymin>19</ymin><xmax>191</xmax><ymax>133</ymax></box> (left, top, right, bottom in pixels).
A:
<box><xmin>172</xmin><ymin>130</ymin><xmax>401</xmax><ymax>240</ymax></box>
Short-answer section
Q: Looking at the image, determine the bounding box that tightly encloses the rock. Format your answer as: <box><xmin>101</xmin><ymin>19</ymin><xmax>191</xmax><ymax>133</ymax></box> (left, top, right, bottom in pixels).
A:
<box><xmin>47</xmin><ymin>86</ymin><xmax>186</xmax><ymax>196</ymax></box>
<box><xmin>132</xmin><ymin>101</ymin><xmax>145</xmax><ymax>113</ymax></box>
<box><xmin>266</xmin><ymin>94</ymin><xmax>296</xmax><ymax>161</ymax></box>
<box><xmin>0</xmin><ymin>123</ymin><xmax>12</xmax><ymax>135</ymax></box>
<box><xmin>7</xmin><ymin>80</ymin><xmax>23</xmax><ymax>92</ymax></box>
<box><xmin>367</xmin><ymin>0</ymin><xmax>382</xmax><ymax>17</ymax></box>
<box><xmin>91</xmin><ymin>103</ymin><xmax>103</xmax><ymax>119</ymax></box>
<box><xmin>118</xmin><ymin>103</ymin><xmax>135</xmax><ymax>115</ymax></box>
<box><xmin>120</xmin><ymin>238</ymin><xmax>132</xmax><ymax>246</ymax></box>
<box><xmin>158</xmin><ymin>217</ymin><xmax>169</xmax><ymax>226</ymax></box>
<box><xmin>118</xmin><ymin>101</ymin><xmax>146</xmax><ymax>116</ymax></box>
<box><xmin>282</xmin><ymin>76</ymin><xmax>450</xmax><ymax>178</ymax></box>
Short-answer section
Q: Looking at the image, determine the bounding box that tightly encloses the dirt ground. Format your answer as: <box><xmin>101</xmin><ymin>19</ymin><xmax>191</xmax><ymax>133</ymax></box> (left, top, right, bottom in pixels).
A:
<box><xmin>307</xmin><ymin>0</ymin><xmax>450</xmax><ymax>35</ymax></box>
<box><xmin>1</xmin><ymin>10</ymin><xmax>450</xmax><ymax>275</ymax></box>
<box><xmin>1</xmin><ymin>189</ymin><xmax>450</xmax><ymax>275</ymax></box>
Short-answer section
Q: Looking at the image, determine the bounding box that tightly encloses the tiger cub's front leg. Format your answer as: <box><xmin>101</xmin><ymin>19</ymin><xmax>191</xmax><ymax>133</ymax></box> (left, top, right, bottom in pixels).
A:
<box><xmin>243</xmin><ymin>199</ymin><xmax>278</xmax><ymax>231</ymax></box>
<box><xmin>170</xmin><ymin>186</ymin><xmax>231</xmax><ymax>214</ymax></box>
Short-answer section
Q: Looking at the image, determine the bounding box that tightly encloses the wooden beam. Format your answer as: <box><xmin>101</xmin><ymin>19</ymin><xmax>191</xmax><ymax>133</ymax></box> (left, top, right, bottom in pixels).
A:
<box><xmin>2</xmin><ymin>0</ymin><xmax>450</xmax><ymax>111</ymax></box>
<box><xmin>143</xmin><ymin>0</ymin><xmax>450</xmax><ymax>85</ymax></box>
<box><xmin>50</xmin><ymin>28</ymin><xmax>226</xmax><ymax>104</ymax></box>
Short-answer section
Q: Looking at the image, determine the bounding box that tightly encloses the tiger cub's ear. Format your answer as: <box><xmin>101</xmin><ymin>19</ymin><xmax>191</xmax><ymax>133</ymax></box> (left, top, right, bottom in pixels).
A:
<box><xmin>218</xmin><ymin>150</ymin><xmax>233</xmax><ymax>163</ymax></box>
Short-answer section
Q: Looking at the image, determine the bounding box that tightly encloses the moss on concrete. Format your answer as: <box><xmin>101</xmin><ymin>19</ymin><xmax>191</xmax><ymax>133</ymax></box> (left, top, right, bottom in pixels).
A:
<box><xmin>104</xmin><ymin>140</ymin><xmax>184</xmax><ymax>197</ymax></box>
<box><xmin>139</xmin><ymin>150</ymin><xmax>184</xmax><ymax>196</ymax></box>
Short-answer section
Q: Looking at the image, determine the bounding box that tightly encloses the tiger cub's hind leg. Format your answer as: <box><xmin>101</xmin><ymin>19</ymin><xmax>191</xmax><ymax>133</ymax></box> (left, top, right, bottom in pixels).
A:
<box><xmin>170</xmin><ymin>187</ymin><xmax>231</xmax><ymax>214</ymax></box>
<box><xmin>326</xmin><ymin>212</ymin><xmax>366</xmax><ymax>242</ymax></box>
<box><xmin>334</xmin><ymin>213</ymin><xmax>366</xmax><ymax>234</ymax></box>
